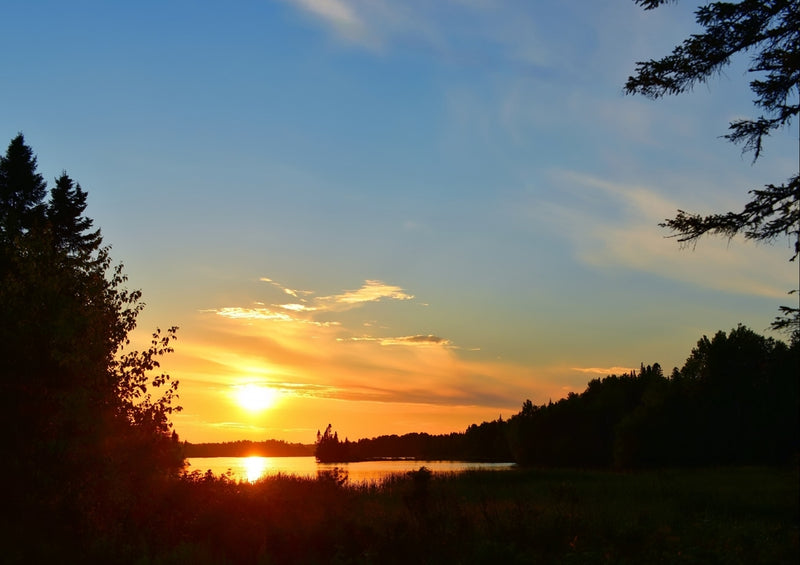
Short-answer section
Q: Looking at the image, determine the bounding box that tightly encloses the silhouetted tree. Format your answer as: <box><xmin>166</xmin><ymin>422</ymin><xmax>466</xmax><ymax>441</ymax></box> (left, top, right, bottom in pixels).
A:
<box><xmin>47</xmin><ymin>172</ymin><xmax>101</xmax><ymax>259</ymax></box>
<box><xmin>0</xmin><ymin>134</ymin><xmax>46</xmax><ymax>249</ymax></box>
<box><xmin>0</xmin><ymin>134</ymin><xmax>182</xmax><ymax>556</ymax></box>
<box><xmin>508</xmin><ymin>329</ymin><xmax>797</xmax><ymax>469</ymax></box>
<box><xmin>315</xmin><ymin>424</ymin><xmax>351</xmax><ymax>462</ymax></box>
<box><xmin>626</xmin><ymin>0</ymin><xmax>800</xmax><ymax>338</ymax></box>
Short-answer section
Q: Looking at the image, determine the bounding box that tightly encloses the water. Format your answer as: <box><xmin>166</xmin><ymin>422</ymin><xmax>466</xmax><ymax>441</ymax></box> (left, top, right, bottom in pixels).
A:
<box><xmin>185</xmin><ymin>456</ymin><xmax>516</xmax><ymax>484</ymax></box>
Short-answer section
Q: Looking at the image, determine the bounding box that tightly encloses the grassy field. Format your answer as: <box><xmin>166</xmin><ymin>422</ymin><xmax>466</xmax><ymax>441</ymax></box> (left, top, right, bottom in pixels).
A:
<box><xmin>113</xmin><ymin>466</ymin><xmax>798</xmax><ymax>564</ymax></box>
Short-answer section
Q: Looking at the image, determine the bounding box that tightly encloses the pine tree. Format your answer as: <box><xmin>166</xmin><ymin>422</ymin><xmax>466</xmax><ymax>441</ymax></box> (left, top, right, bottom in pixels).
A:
<box><xmin>625</xmin><ymin>0</ymin><xmax>800</xmax><ymax>338</ymax></box>
<box><xmin>47</xmin><ymin>172</ymin><xmax>102</xmax><ymax>259</ymax></box>
<box><xmin>0</xmin><ymin>135</ymin><xmax>182</xmax><ymax>555</ymax></box>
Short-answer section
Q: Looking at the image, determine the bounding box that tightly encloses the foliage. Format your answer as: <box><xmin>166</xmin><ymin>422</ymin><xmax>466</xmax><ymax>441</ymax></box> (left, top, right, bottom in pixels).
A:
<box><xmin>313</xmin><ymin>422</ymin><xmax>512</xmax><ymax>463</ymax></box>
<box><xmin>0</xmin><ymin>134</ymin><xmax>182</xmax><ymax>552</ymax></box>
<box><xmin>506</xmin><ymin>326</ymin><xmax>798</xmax><ymax>468</ymax></box>
<box><xmin>315</xmin><ymin>423</ymin><xmax>352</xmax><ymax>462</ymax></box>
<box><xmin>316</xmin><ymin>322</ymin><xmax>797</xmax><ymax>469</ymax></box>
<box><xmin>41</xmin><ymin>465</ymin><xmax>798</xmax><ymax>564</ymax></box>
<box><xmin>626</xmin><ymin>0</ymin><xmax>800</xmax><ymax>337</ymax></box>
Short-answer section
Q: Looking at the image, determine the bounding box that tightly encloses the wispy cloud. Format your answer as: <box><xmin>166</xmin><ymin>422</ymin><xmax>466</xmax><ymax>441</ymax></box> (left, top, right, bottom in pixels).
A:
<box><xmin>524</xmin><ymin>169</ymin><xmax>796</xmax><ymax>299</ymax></box>
<box><xmin>260</xmin><ymin>277</ymin><xmax>313</xmax><ymax>298</ymax></box>
<box><xmin>342</xmin><ymin>334</ymin><xmax>452</xmax><ymax>347</ymax></box>
<box><xmin>215</xmin><ymin>306</ymin><xmax>334</xmax><ymax>326</ymax></box>
<box><xmin>283</xmin><ymin>0</ymin><xmax>372</xmax><ymax>46</ymax></box>
<box><xmin>318</xmin><ymin>279</ymin><xmax>414</xmax><ymax>308</ymax></box>
<box><xmin>210</xmin><ymin>278</ymin><xmax>416</xmax><ymax>334</ymax></box>
<box><xmin>293</xmin><ymin>0</ymin><xmax>360</xmax><ymax>28</ymax></box>
<box><xmin>381</xmin><ymin>334</ymin><xmax>450</xmax><ymax>346</ymax></box>
<box><xmin>216</xmin><ymin>307</ymin><xmax>294</xmax><ymax>322</ymax></box>
<box><xmin>281</xmin><ymin>0</ymin><xmax>583</xmax><ymax>70</ymax></box>
<box><xmin>571</xmin><ymin>366</ymin><xmax>637</xmax><ymax>376</ymax></box>
<box><xmin>278</xmin><ymin>303</ymin><xmax>318</xmax><ymax>312</ymax></box>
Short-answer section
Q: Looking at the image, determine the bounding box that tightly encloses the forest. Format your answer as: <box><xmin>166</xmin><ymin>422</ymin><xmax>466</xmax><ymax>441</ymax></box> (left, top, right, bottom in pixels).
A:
<box><xmin>315</xmin><ymin>328</ymin><xmax>799</xmax><ymax>467</ymax></box>
<box><xmin>184</xmin><ymin>439</ymin><xmax>314</xmax><ymax>458</ymax></box>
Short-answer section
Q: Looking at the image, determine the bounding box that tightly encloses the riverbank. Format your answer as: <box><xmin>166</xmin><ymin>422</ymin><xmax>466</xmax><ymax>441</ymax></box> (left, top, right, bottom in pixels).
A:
<box><xmin>57</xmin><ymin>465</ymin><xmax>799</xmax><ymax>564</ymax></box>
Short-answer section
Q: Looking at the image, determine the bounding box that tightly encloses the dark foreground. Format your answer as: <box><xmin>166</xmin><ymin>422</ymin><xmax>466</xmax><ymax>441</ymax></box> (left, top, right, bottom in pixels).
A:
<box><xmin>12</xmin><ymin>466</ymin><xmax>800</xmax><ymax>564</ymax></box>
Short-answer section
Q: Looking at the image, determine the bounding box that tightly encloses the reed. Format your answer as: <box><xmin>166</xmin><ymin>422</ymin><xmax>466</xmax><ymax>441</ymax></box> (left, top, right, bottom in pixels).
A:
<box><xmin>113</xmin><ymin>465</ymin><xmax>798</xmax><ymax>564</ymax></box>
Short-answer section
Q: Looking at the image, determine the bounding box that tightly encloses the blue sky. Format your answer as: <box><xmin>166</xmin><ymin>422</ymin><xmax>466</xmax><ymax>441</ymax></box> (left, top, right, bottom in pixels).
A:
<box><xmin>2</xmin><ymin>0</ymin><xmax>796</xmax><ymax>443</ymax></box>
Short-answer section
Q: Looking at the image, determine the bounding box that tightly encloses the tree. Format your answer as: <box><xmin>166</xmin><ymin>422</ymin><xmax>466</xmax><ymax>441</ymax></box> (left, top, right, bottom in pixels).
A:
<box><xmin>625</xmin><ymin>0</ymin><xmax>800</xmax><ymax>338</ymax></box>
<box><xmin>0</xmin><ymin>134</ymin><xmax>182</xmax><ymax>555</ymax></box>
<box><xmin>47</xmin><ymin>172</ymin><xmax>102</xmax><ymax>259</ymax></box>
<box><xmin>315</xmin><ymin>424</ymin><xmax>351</xmax><ymax>462</ymax></box>
<box><xmin>0</xmin><ymin>133</ymin><xmax>47</xmax><ymax>262</ymax></box>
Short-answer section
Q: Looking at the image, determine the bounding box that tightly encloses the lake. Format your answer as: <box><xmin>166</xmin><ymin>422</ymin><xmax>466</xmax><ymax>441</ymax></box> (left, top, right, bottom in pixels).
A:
<box><xmin>185</xmin><ymin>456</ymin><xmax>516</xmax><ymax>484</ymax></box>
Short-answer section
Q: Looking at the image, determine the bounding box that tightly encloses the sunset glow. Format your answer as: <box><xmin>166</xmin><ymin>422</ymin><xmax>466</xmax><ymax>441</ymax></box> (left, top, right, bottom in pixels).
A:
<box><xmin>234</xmin><ymin>384</ymin><xmax>280</xmax><ymax>413</ymax></box>
<box><xmin>6</xmin><ymin>1</ymin><xmax>795</xmax><ymax>446</ymax></box>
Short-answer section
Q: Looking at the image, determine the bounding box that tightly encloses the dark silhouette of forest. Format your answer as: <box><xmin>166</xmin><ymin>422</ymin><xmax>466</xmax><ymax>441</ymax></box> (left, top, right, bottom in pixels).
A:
<box><xmin>184</xmin><ymin>439</ymin><xmax>314</xmax><ymax>458</ymax></box>
<box><xmin>317</xmin><ymin>326</ymin><xmax>799</xmax><ymax>467</ymax></box>
<box><xmin>315</xmin><ymin>420</ymin><xmax>512</xmax><ymax>463</ymax></box>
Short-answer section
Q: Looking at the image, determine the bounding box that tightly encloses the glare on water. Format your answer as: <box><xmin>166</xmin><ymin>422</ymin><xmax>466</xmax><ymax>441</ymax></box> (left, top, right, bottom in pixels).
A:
<box><xmin>186</xmin><ymin>456</ymin><xmax>515</xmax><ymax>484</ymax></box>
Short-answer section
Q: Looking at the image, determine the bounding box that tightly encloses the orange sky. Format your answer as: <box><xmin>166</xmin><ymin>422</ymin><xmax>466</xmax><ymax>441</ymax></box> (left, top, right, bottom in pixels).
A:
<box><xmin>153</xmin><ymin>277</ymin><xmax>601</xmax><ymax>444</ymax></box>
<box><xmin>8</xmin><ymin>1</ymin><xmax>795</xmax><ymax>446</ymax></box>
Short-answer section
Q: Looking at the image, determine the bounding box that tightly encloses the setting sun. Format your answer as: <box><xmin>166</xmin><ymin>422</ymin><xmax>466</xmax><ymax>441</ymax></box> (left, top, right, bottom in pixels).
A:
<box><xmin>234</xmin><ymin>384</ymin><xmax>279</xmax><ymax>412</ymax></box>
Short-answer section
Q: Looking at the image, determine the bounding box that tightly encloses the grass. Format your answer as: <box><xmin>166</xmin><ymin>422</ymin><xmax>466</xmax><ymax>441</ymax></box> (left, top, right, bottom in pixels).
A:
<box><xmin>100</xmin><ymin>466</ymin><xmax>799</xmax><ymax>564</ymax></box>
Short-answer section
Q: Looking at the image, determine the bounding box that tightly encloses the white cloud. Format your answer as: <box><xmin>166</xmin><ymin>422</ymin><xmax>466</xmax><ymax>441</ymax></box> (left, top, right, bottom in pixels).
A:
<box><xmin>280</xmin><ymin>0</ymin><xmax>597</xmax><ymax>68</ymax></box>
<box><xmin>342</xmin><ymin>334</ymin><xmax>451</xmax><ymax>347</ymax></box>
<box><xmin>526</xmin><ymin>170</ymin><xmax>796</xmax><ymax>299</ymax></box>
<box><xmin>571</xmin><ymin>366</ymin><xmax>636</xmax><ymax>376</ymax></box>
<box><xmin>216</xmin><ymin>307</ymin><xmax>293</xmax><ymax>322</ymax></box>
<box><xmin>318</xmin><ymin>279</ymin><xmax>414</xmax><ymax>307</ymax></box>
<box><xmin>278</xmin><ymin>303</ymin><xmax>318</xmax><ymax>312</ymax></box>
<box><xmin>290</xmin><ymin>0</ymin><xmax>362</xmax><ymax>28</ymax></box>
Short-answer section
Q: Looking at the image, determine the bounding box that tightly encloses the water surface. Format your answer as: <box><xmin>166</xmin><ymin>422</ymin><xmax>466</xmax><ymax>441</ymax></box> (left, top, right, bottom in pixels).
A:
<box><xmin>186</xmin><ymin>456</ymin><xmax>515</xmax><ymax>484</ymax></box>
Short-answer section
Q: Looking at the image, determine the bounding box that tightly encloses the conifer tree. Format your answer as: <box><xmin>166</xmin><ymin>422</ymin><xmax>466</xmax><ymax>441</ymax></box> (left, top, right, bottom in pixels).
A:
<box><xmin>0</xmin><ymin>134</ymin><xmax>182</xmax><ymax>553</ymax></box>
<box><xmin>47</xmin><ymin>172</ymin><xmax>102</xmax><ymax>259</ymax></box>
<box><xmin>626</xmin><ymin>0</ymin><xmax>800</xmax><ymax>338</ymax></box>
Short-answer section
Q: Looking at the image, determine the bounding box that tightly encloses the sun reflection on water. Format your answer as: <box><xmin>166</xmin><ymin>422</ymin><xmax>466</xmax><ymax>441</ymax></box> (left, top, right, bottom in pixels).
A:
<box><xmin>243</xmin><ymin>456</ymin><xmax>269</xmax><ymax>483</ymax></box>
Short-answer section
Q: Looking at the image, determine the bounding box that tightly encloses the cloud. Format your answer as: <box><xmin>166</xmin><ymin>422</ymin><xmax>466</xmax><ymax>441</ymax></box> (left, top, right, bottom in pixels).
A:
<box><xmin>186</xmin><ymin>276</ymin><xmax>594</xmax><ymax>413</ymax></box>
<box><xmin>284</xmin><ymin>0</ymin><xmax>371</xmax><ymax>45</ymax></box>
<box><xmin>278</xmin><ymin>303</ymin><xmax>318</xmax><ymax>312</ymax></box>
<box><xmin>280</xmin><ymin>0</ymin><xmax>589</xmax><ymax>71</ymax></box>
<box><xmin>214</xmin><ymin>306</ymin><xmax>334</xmax><ymax>326</ymax></box>
<box><xmin>216</xmin><ymin>307</ymin><xmax>294</xmax><ymax>322</ymax></box>
<box><xmin>290</xmin><ymin>0</ymin><xmax>360</xmax><ymax>27</ymax></box>
<box><xmin>380</xmin><ymin>335</ymin><xmax>451</xmax><ymax>346</ymax></box>
<box><xmin>342</xmin><ymin>334</ymin><xmax>452</xmax><ymax>347</ymax></box>
<box><xmin>571</xmin><ymin>366</ymin><xmax>637</xmax><ymax>376</ymax></box>
<box><xmin>318</xmin><ymin>279</ymin><xmax>414</xmax><ymax>308</ymax></box>
<box><xmin>524</xmin><ymin>169</ymin><xmax>796</xmax><ymax>299</ymax></box>
<box><xmin>210</xmin><ymin>278</ymin><xmax>417</xmax><ymax>339</ymax></box>
<box><xmin>260</xmin><ymin>276</ymin><xmax>313</xmax><ymax>298</ymax></box>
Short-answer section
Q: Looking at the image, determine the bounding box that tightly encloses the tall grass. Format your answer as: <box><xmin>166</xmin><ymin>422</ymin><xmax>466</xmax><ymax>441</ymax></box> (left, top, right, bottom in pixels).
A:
<box><xmin>96</xmin><ymin>466</ymin><xmax>799</xmax><ymax>564</ymax></box>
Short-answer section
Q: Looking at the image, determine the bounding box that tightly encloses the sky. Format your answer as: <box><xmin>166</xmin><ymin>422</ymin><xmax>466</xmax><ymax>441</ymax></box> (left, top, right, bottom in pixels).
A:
<box><xmin>2</xmin><ymin>0</ymin><xmax>797</xmax><ymax>444</ymax></box>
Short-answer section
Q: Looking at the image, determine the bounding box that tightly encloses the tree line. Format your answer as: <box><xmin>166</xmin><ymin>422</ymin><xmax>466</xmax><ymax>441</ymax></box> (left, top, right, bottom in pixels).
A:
<box><xmin>318</xmin><ymin>325</ymin><xmax>799</xmax><ymax>467</ymax></box>
<box><xmin>315</xmin><ymin>421</ymin><xmax>512</xmax><ymax>463</ymax></box>
<box><xmin>183</xmin><ymin>439</ymin><xmax>314</xmax><ymax>458</ymax></box>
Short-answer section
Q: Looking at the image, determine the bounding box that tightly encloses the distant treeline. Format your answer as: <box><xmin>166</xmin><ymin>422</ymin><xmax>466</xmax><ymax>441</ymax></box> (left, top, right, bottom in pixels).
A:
<box><xmin>315</xmin><ymin>421</ymin><xmax>511</xmax><ymax>463</ymax></box>
<box><xmin>318</xmin><ymin>325</ymin><xmax>799</xmax><ymax>467</ymax></box>
<box><xmin>184</xmin><ymin>439</ymin><xmax>314</xmax><ymax>458</ymax></box>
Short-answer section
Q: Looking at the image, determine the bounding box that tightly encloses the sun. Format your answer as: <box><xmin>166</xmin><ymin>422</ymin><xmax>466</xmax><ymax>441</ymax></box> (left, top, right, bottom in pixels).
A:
<box><xmin>234</xmin><ymin>384</ymin><xmax>279</xmax><ymax>412</ymax></box>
